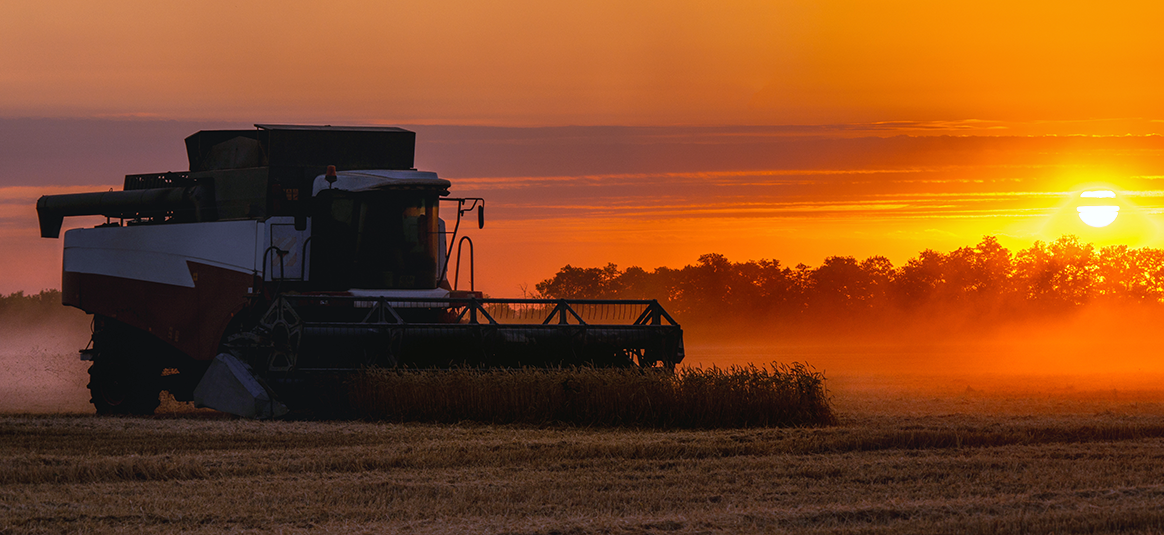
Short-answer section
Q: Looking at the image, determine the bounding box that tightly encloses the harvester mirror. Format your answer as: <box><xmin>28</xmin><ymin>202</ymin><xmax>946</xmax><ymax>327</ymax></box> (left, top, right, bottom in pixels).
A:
<box><xmin>477</xmin><ymin>205</ymin><xmax>485</xmax><ymax>229</ymax></box>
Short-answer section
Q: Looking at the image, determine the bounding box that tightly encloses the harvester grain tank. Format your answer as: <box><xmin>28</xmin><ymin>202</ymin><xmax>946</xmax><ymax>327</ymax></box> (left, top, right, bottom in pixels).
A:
<box><xmin>37</xmin><ymin>125</ymin><xmax>684</xmax><ymax>417</ymax></box>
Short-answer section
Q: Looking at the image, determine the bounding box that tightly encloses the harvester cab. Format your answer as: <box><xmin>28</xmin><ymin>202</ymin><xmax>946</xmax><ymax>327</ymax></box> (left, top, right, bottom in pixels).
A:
<box><xmin>37</xmin><ymin>125</ymin><xmax>684</xmax><ymax>418</ymax></box>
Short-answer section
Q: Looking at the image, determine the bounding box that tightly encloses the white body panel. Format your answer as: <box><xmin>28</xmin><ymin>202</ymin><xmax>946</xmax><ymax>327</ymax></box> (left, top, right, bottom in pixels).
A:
<box><xmin>347</xmin><ymin>288</ymin><xmax>453</xmax><ymax>310</ymax></box>
<box><xmin>64</xmin><ymin>220</ymin><xmax>262</xmax><ymax>288</ymax></box>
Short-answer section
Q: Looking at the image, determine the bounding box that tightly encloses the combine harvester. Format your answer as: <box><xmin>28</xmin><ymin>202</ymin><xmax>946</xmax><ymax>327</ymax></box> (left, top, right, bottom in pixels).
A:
<box><xmin>37</xmin><ymin>125</ymin><xmax>684</xmax><ymax>418</ymax></box>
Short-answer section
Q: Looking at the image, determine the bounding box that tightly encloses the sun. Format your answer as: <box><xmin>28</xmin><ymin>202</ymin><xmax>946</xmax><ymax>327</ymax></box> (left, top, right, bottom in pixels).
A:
<box><xmin>1077</xmin><ymin>190</ymin><xmax>1119</xmax><ymax>228</ymax></box>
<box><xmin>1032</xmin><ymin>184</ymin><xmax>1158</xmax><ymax>246</ymax></box>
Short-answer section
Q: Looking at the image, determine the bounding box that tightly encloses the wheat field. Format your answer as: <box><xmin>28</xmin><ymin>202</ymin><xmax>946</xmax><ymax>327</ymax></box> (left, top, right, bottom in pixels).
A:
<box><xmin>6</xmin><ymin>378</ymin><xmax>1164</xmax><ymax>534</ymax></box>
<box><xmin>347</xmin><ymin>364</ymin><xmax>835</xmax><ymax>428</ymax></box>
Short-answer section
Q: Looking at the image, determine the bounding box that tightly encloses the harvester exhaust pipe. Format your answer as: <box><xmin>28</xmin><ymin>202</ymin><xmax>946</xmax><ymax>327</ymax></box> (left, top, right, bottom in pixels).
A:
<box><xmin>37</xmin><ymin>186</ymin><xmax>208</xmax><ymax>238</ymax></box>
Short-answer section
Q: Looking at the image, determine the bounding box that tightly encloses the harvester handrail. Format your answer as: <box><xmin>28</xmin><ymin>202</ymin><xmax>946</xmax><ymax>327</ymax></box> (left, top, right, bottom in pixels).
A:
<box><xmin>284</xmin><ymin>295</ymin><xmax>668</xmax><ymax>306</ymax></box>
<box><xmin>277</xmin><ymin>295</ymin><xmax>682</xmax><ymax>327</ymax></box>
<box><xmin>304</xmin><ymin>321</ymin><xmax>679</xmax><ymax>329</ymax></box>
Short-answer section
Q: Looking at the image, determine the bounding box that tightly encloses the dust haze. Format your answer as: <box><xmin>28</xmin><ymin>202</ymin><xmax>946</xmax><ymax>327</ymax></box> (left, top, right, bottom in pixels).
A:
<box><xmin>6</xmin><ymin>289</ymin><xmax>1164</xmax><ymax>416</ymax></box>
<box><xmin>0</xmin><ymin>306</ymin><xmax>92</xmax><ymax>413</ymax></box>
<box><xmin>685</xmin><ymin>302</ymin><xmax>1164</xmax><ymax>416</ymax></box>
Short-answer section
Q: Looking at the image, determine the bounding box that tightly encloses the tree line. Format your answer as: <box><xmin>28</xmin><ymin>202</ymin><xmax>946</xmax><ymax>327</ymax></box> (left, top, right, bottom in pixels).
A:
<box><xmin>535</xmin><ymin>236</ymin><xmax>1164</xmax><ymax>327</ymax></box>
<box><xmin>0</xmin><ymin>289</ymin><xmax>62</xmax><ymax>314</ymax></box>
<box><xmin>0</xmin><ymin>289</ymin><xmax>87</xmax><ymax>326</ymax></box>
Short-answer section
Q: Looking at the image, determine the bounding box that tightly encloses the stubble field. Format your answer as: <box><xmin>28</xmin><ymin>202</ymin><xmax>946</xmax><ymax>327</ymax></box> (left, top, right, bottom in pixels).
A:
<box><xmin>6</xmin><ymin>371</ymin><xmax>1164</xmax><ymax>534</ymax></box>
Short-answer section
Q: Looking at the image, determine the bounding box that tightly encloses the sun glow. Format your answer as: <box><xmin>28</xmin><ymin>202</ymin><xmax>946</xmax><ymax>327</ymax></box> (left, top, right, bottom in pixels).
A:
<box><xmin>1077</xmin><ymin>205</ymin><xmax>1120</xmax><ymax>227</ymax></box>
<box><xmin>1076</xmin><ymin>190</ymin><xmax>1120</xmax><ymax>228</ymax></box>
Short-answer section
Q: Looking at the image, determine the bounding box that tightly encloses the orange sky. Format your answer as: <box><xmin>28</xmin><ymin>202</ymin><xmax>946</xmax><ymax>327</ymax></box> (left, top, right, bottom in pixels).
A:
<box><xmin>4</xmin><ymin>1</ymin><xmax>1164</xmax><ymax>128</ymax></box>
<box><xmin>4</xmin><ymin>1</ymin><xmax>1164</xmax><ymax>296</ymax></box>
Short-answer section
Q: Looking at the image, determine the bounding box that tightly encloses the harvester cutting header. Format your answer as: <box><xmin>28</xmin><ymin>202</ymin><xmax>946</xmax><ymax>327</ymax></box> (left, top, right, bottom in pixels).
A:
<box><xmin>38</xmin><ymin>125</ymin><xmax>683</xmax><ymax>417</ymax></box>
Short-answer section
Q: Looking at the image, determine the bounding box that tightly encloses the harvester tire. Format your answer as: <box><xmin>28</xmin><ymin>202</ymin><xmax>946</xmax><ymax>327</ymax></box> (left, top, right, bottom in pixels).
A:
<box><xmin>86</xmin><ymin>317</ymin><xmax>165</xmax><ymax>415</ymax></box>
<box><xmin>87</xmin><ymin>360</ymin><xmax>163</xmax><ymax>415</ymax></box>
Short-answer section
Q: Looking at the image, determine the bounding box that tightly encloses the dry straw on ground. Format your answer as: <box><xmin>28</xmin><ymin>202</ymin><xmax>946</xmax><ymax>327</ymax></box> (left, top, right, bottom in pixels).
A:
<box><xmin>8</xmin><ymin>408</ymin><xmax>1164</xmax><ymax>534</ymax></box>
<box><xmin>347</xmin><ymin>363</ymin><xmax>835</xmax><ymax>428</ymax></box>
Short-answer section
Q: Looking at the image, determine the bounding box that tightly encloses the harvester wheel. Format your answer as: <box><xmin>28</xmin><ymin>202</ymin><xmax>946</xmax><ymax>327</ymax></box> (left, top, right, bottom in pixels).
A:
<box><xmin>87</xmin><ymin>360</ymin><xmax>163</xmax><ymax>415</ymax></box>
<box><xmin>86</xmin><ymin>317</ymin><xmax>165</xmax><ymax>415</ymax></box>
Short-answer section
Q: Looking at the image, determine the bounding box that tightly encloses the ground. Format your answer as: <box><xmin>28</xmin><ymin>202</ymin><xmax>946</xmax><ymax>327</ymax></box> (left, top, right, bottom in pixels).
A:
<box><xmin>5</xmin><ymin>374</ymin><xmax>1164</xmax><ymax>534</ymax></box>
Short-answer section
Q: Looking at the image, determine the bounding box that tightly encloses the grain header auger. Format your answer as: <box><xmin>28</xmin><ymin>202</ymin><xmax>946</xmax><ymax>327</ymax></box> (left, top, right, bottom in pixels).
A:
<box><xmin>37</xmin><ymin>125</ymin><xmax>684</xmax><ymax>418</ymax></box>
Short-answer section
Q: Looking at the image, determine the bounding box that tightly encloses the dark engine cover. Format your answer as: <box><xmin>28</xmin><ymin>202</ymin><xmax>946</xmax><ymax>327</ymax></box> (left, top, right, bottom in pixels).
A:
<box><xmin>184</xmin><ymin>124</ymin><xmax>416</xmax><ymax>173</ymax></box>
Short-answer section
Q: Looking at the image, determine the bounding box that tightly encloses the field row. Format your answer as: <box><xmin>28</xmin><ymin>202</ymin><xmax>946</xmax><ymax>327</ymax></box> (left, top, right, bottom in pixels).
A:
<box><xmin>5</xmin><ymin>413</ymin><xmax>1164</xmax><ymax>534</ymax></box>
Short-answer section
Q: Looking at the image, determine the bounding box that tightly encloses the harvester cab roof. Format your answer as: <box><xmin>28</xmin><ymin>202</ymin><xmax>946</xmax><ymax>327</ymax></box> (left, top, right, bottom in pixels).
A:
<box><xmin>311</xmin><ymin>169</ymin><xmax>450</xmax><ymax>195</ymax></box>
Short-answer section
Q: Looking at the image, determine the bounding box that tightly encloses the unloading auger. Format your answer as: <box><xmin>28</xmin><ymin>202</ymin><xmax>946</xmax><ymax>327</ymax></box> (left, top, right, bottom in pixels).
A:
<box><xmin>37</xmin><ymin>125</ymin><xmax>684</xmax><ymax>417</ymax></box>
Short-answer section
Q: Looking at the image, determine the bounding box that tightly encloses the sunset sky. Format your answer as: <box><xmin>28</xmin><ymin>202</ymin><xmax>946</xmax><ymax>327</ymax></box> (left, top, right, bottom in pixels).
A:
<box><xmin>4</xmin><ymin>1</ymin><xmax>1164</xmax><ymax>296</ymax></box>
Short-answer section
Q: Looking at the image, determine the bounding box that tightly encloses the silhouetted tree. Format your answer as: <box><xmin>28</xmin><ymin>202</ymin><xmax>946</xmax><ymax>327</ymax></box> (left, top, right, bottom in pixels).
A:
<box><xmin>1015</xmin><ymin>236</ymin><xmax>1097</xmax><ymax>306</ymax></box>
<box><xmin>1135</xmin><ymin>248</ymin><xmax>1164</xmax><ymax>299</ymax></box>
<box><xmin>859</xmin><ymin>256</ymin><xmax>895</xmax><ymax>309</ymax></box>
<box><xmin>535</xmin><ymin>263</ymin><xmax>620</xmax><ymax>299</ymax></box>
<box><xmin>893</xmin><ymin>249</ymin><xmax>946</xmax><ymax>306</ymax></box>
<box><xmin>737</xmin><ymin>259</ymin><xmax>795</xmax><ymax>314</ymax></box>
<box><xmin>811</xmin><ymin>256</ymin><xmax>866</xmax><ymax>313</ymax></box>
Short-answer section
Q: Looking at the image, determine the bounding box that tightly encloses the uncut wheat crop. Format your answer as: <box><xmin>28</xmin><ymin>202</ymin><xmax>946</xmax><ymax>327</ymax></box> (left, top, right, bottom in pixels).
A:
<box><xmin>347</xmin><ymin>362</ymin><xmax>835</xmax><ymax>428</ymax></box>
